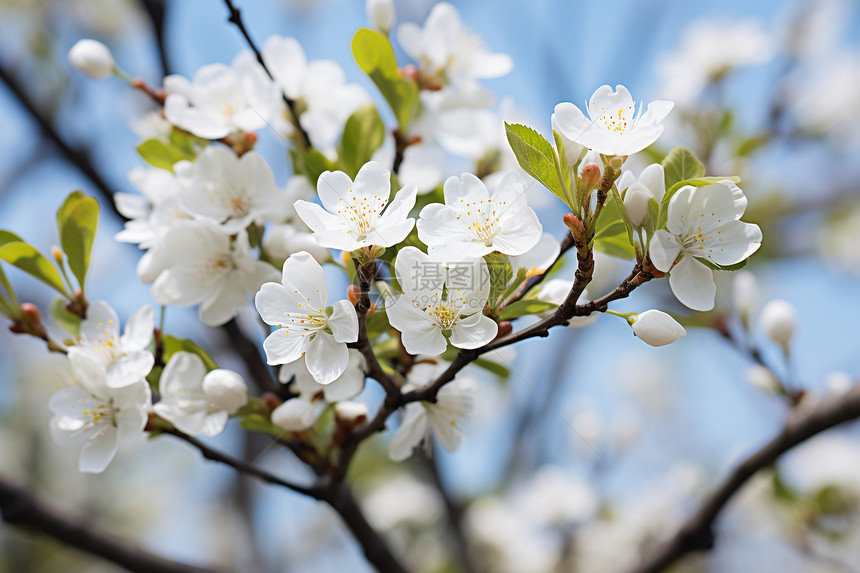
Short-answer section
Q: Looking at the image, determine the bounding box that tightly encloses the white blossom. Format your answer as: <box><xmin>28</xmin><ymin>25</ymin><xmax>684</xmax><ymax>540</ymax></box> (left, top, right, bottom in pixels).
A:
<box><xmin>114</xmin><ymin>166</ymin><xmax>191</xmax><ymax>254</ymax></box>
<box><xmin>417</xmin><ymin>172</ymin><xmax>542</xmax><ymax>260</ymax></box>
<box><xmin>255</xmin><ymin>251</ymin><xmax>358</xmax><ymax>384</ymax></box>
<box><xmin>294</xmin><ymin>161</ymin><xmax>417</xmax><ymax>251</ymax></box>
<box><xmin>68</xmin><ymin>39</ymin><xmax>115</xmax><ymax>79</ymax></box>
<box><xmin>49</xmin><ymin>353</ymin><xmax>151</xmax><ymax>473</ymax></box>
<box><xmin>178</xmin><ymin>145</ymin><xmax>278</xmax><ymax>232</ymax></box>
<box><xmin>366</xmin><ymin>0</ymin><xmax>395</xmax><ymax>33</ymax></box>
<box><xmin>508</xmin><ymin>233</ymin><xmax>561</xmax><ymax>279</ymax></box>
<box><xmin>386</xmin><ymin>247</ymin><xmax>498</xmax><ymax>355</ymax></box>
<box><xmin>553</xmin><ymin>85</ymin><xmax>673</xmax><ymax>156</ymax></box>
<box><xmin>629</xmin><ymin>310</ymin><xmax>686</xmax><ymax>347</ymax></box>
<box><xmin>617</xmin><ymin>163</ymin><xmax>665</xmax><ymax>227</ymax></box>
<box><xmin>389</xmin><ymin>377</ymin><xmax>476</xmax><ymax>461</ymax></box>
<box><xmin>164</xmin><ymin>52</ymin><xmax>280</xmax><ymax>139</ymax></box>
<box><xmin>149</xmin><ymin>221</ymin><xmax>278</xmax><ymax>326</ymax></box>
<box><xmin>153</xmin><ymin>351</ymin><xmax>247</xmax><ymax>436</ymax></box>
<box><xmin>397</xmin><ymin>2</ymin><xmax>512</xmax><ymax>90</ymax></box>
<box><xmin>649</xmin><ymin>181</ymin><xmax>762</xmax><ymax>311</ymax></box>
<box><xmin>70</xmin><ymin>301</ymin><xmax>155</xmax><ymax>388</ymax></box>
<box><xmin>262</xmin><ymin>36</ymin><xmax>368</xmax><ymax>157</ymax></box>
<box><xmin>759</xmin><ymin>299</ymin><xmax>796</xmax><ymax>351</ymax></box>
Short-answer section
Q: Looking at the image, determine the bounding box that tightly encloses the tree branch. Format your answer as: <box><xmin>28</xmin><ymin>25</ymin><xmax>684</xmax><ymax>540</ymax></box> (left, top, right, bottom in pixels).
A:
<box><xmin>139</xmin><ymin>0</ymin><xmax>171</xmax><ymax>76</ymax></box>
<box><xmin>221</xmin><ymin>0</ymin><xmax>310</xmax><ymax>149</ymax></box>
<box><xmin>630</xmin><ymin>382</ymin><xmax>860</xmax><ymax>573</ymax></box>
<box><xmin>0</xmin><ymin>475</ymin><xmax>225</xmax><ymax>573</ymax></box>
<box><xmin>0</xmin><ymin>64</ymin><xmax>122</xmax><ymax>217</ymax></box>
<box><xmin>351</xmin><ymin>260</ymin><xmax>398</xmax><ymax>397</ymax></box>
<box><xmin>163</xmin><ymin>428</ymin><xmax>322</xmax><ymax>499</ymax></box>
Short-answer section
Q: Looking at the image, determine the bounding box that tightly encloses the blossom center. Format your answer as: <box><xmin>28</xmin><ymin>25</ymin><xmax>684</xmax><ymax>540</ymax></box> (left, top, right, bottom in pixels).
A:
<box><xmin>82</xmin><ymin>401</ymin><xmax>114</xmax><ymax>426</ymax></box>
<box><xmin>457</xmin><ymin>198</ymin><xmax>501</xmax><ymax>246</ymax></box>
<box><xmin>428</xmin><ymin>303</ymin><xmax>459</xmax><ymax>329</ymax></box>
<box><xmin>336</xmin><ymin>190</ymin><xmax>386</xmax><ymax>240</ymax></box>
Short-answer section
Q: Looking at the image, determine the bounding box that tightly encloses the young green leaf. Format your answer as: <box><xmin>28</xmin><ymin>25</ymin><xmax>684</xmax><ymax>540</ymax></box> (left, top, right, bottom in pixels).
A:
<box><xmin>594</xmin><ymin>193</ymin><xmax>635</xmax><ymax>259</ymax></box>
<box><xmin>161</xmin><ymin>335</ymin><xmax>219</xmax><ymax>371</ymax></box>
<box><xmin>352</xmin><ymin>28</ymin><xmax>419</xmax><ymax>133</ymax></box>
<box><xmin>505</xmin><ymin>123</ymin><xmax>567</xmax><ymax>206</ymax></box>
<box><xmin>50</xmin><ymin>297</ymin><xmax>81</xmax><ymax>337</ymax></box>
<box><xmin>552</xmin><ymin>130</ymin><xmax>574</xmax><ymax>205</ymax></box>
<box><xmin>341</xmin><ymin>104</ymin><xmax>386</xmax><ymax>177</ymax></box>
<box><xmin>0</xmin><ymin>242</ymin><xmax>68</xmax><ymax>296</ymax></box>
<box><xmin>661</xmin><ymin>146</ymin><xmax>705</xmax><ymax>190</ymax></box>
<box><xmin>57</xmin><ymin>191</ymin><xmax>99</xmax><ymax>290</ymax></box>
<box><xmin>484</xmin><ymin>253</ymin><xmax>513</xmax><ymax>310</ymax></box>
<box><xmin>498</xmin><ymin>299</ymin><xmax>557</xmax><ymax>321</ymax></box>
<box><xmin>136</xmin><ymin>139</ymin><xmax>193</xmax><ymax>172</ymax></box>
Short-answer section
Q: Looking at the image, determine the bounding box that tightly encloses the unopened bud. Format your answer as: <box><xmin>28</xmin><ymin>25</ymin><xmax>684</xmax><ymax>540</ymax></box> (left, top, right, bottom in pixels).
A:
<box><xmin>562</xmin><ymin>213</ymin><xmax>586</xmax><ymax>242</ymax></box>
<box><xmin>629</xmin><ymin>310</ymin><xmax>686</xmax><ymax>347</ymax></box>
<box><xmin>335</xmin><ymin>401</ymin><xmax>368</xmax><ymax>425</ymax></box>
<box><xmin>623</xmin><ymin>182</ymin><xmax>653</xmax><ymax>227</ymax></box>
<box><xmin>399</xmin><ymin>64</ymin><xmax>420</xmax><ymax>81</ymax></box>
<box><xmin>51</xmin><ymin>246</ymin><xmax>64</xmax><ymax>265</ymax></box>
<box><xmin>68</xmin><ymin>39</ymin><xmax>115</xmax><ymax>79</ymax></box>
<box><xmin>347</xmin><ymin>284</ymin><xmax>361</xmax><ymax>306</ymax></box>
<box><xmin>366</xmin><ymin>0</ymin><xmax>395</xmax><ymax>34</ymax></box>
<box><xmin>202</xmin><ymin>369</ymin><xmax>248</xmax><ymax>415</ymax></box>
<box><xmin>759</xmin><ymin>299</ymin><xmax>796</xmax><ymax>354</ymax></box>
<box><xmin>745</xmin><ymin>365</ymin><xmax>780</xmax><ymax>394</ymax></box>
<box><xmin>609</xmin><ymin>156</ymin><xmax>627</xmax><ymax>171</ymax></box>
<box><xmin>495</xmin><ymin>320</ymin><xmax>513</xmax><ymax>339</ymax></box>
<box><xmin>732</xmin><ymin>271</ymin><xmax>759</xmax><ymax>330</ymax></box>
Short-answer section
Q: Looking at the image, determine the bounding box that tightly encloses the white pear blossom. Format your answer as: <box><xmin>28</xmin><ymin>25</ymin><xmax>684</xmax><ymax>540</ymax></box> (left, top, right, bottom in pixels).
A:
<box><xmin>658</xmin><ymin>19</ymin><xmax>774</xmax><ymax>106</ymax></box>
<box><xmin>178</xmin><ymin>146</ymin><xmax>278</xmax><ymax>232</ymax></box>
<box><xmin>629</xmin><ymin>310</ymin><xmax>686</xmax><ymax>347</ymax></box>
<box><xmin>386</xmin><ymin>247</ymin><xmax>498</xmax><ymax>355</ymax></box>
<box><xmin>255</xmin><ymin>251</ymin><xmax>358</xmax><ymax>384</ymax></box>
<box><xmin>389</xmin><ymin>376</ymin><xmax>476</xmax><ymax>461</ymax></box>
<box><xmin>508</xmin><ymin>233</ymin><xmax>561</xmax><ymax>279</ymax></box>
<box><xmin>153</xmin><ymin>352</ymin><xmax>247</xmax><ymax>436</ymax></box>
<box><xmin>263</xmin><ymin>223</ymin><xmax>330</xmax><ymax>264</ymax></box>
<box><xmin>759</xmin><ymin>299</ymin><xmax>796</xmax><ymax>351</ymax></box>
<box><xmin>164</xmin><ymin>52</ymin><xmax>280</xmax><ymax>139</ymax></box>
<box><xmin>418</xmin><ymin>172</ymin><xmax>542</xmax><ymax>260</ymax></box>
<box><xmin>70</xmin><ymin>301</ymin><xmax>155</xmax><ymax>388</ymax></box>
<box><xmin>149</xmin><ymin>221</ymin><xmax>278</xmax><ymax>326</ymax></box>
<box><xmin>68</xmin><ymin>39</ymin><xmax>115</xmax><ymax>79</ymax></box>
<box><xmin>617</xmin><ymin>163</ymin><xmax>665</xmax><ymax>227</ymax></box>
<box><xmin>262</xmin><ymin>36</ymin><xmax>368</xmax><ymax>157</ymax></box>
<box><xmin>553</xmin><ymin>85</ymin><xmax>674</xmax><ymax>156</ymax></box>
<box><xmin>649</xmin><ymin>181</ymin><xmax>762</xmax><ymax>311</ymax></box>
<box><xmin>49</xmin><ymin>353</ymin><xmax>151</xmax><ymax>473</ymax></box>
<box><xmin>397</xmin><ymin>2</ymin><xmax>512</xmax><ymax>89</ymax></box>
<box><xmin>294</xmin><ymin>161</ymin><xmax>417</xmax><ymax>251</ymax></box>
<box><xmin>115</xmin><ymin>166</ymin><xmax>191</xmax><ymax>254</ymax></box>
<box><xmin>366</xmin><ymin>0</ymin><xmax>395</xmax><ymax>33</ymax></box>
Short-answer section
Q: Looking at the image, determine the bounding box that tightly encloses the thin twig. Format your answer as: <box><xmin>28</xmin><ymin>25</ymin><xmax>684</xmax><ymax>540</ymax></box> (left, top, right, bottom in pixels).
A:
<box><xmin>629</xmin><ymin>382</ymin><xmax>860</xmax><ymax>573</ymax></box>
<box><xmin>0</xmin><ymin>475</ymin><xmax>226</xmax><ymax>573</ymax></box>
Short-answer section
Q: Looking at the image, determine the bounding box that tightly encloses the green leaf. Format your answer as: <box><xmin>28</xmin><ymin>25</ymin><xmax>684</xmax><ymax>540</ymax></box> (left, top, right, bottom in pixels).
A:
<box><xmin>484</xmin><ymin>253</ymin><xmax>512</xmax><ymax>310</ymax></box>
<box><xmin>552</xmin><ymin>130</ymin><xmax>573</xmax><ymax>202</ymax></box>
<box><xmin>697</xmin><ymin>256</ymin><xmax>750</xmax><ymax>272</ymax></box>
<box><xmin>352</xmin><ymin>28</ymin><xmax>419</xmax><ymax>133</ymax></box>
<box><xmin>294</xmin><ymin>148</ymin><xmax>336</xmax><ymax>187</ymax></box>
<box><xmin>661</xmin><ymin>147</ymin><xmax>705</xmax><ymax>190</ymax></box>
<box><xmin>366</xmin><ymin>309</ymin><xmax>391</xmax><ymax>339</ymax></box>
<box><xmin>594</xmin><ymin>193</ymin><xmax>635</xmax><ymax>259</ymax></box>
<box><xmin>168</xmin><ymin>128</ymin><xmax>208</xmax><ymax>157</ymax></box>
<box><xmin>56</xmin><ymin>191</ymin><xmax>99</xmax><ymax>290</ymax></box>
<box><xmin>505</xmin><ymin>123</ymin><xmax>568</xmax><ymax>206</ymax></box>
<box><xmin>341</xmin><ymin>104</ymin><xmax>386</xmax><ymax>178</ymax></box>
<box><xmin>161</xmin><ymin>335</ymin><xmax>218</xmax><ymax>371</ymax></box>
<box><xmin>136</xmin><ymin>139</ymin><xmax>193</xmax><ymax>172</ymax></box>
<box><xmin>473</xmin><ymin>358</ymin><xmax>510</xmax><ymax>379</ymax></box>
<box><xmin>498</xmin><ymin>266</ymin><xmax>528</xmax><ymax>304</ymax></box>
<box><xmin>50</xmin><ymin>297</ymin><xmax>81</xmax><ymax>337</ymax></box>
<box><xmin>0</xmin><ymin>230</ymin><xmax>24</xmax><ymax>247</ymax></box>
<box><xmin>0</xmin><ymin>242</ymin><xmax>67</xmax><ymax>295</ymax></box>
<box><xmin>656</xmin><ymin>176</ymin><xmax>742</xmax><ymax>229</ymax></box>
<box><xmin>239</xmin><ymin>413</ymin><xmax>284</xmax><ymax>438</ymax></box>
<box><xmin>498</xmin><ymin>299</ymin><xmax>557</xmax><ymax>321</ymax></box>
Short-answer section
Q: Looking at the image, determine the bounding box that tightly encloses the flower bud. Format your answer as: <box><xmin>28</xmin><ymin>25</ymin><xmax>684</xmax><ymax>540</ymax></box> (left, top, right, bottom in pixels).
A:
<box><xmin>366</xmin><ymin>0</ymin><xmax>395</xmax><ymax>34</ymax></box>
<box><xmin>271</xmin><ymin>398</ymin><xmax>317</xmax><ymax>431</ymax></box>
<box><xmin>825</xmin><ymin>371</ymin><xmax>852</xmax><ymax>395</ymax></box>
<box><xmin>732</xmin><ymin>271</ymin><xmax>759</xmax><ymax>329</ymax></box>
<box><xmin>745</xmin><ymin>365</ymin><xmax>780</xmax><ymax>393</ymax></box>
<box><xmin>629</xmin><ymin>310</ymin><xmax>686</xmax><ymax>347</ymax></box>
<box><xmin>347</xmin><ymin>284</ymin><xmax>361</xmax><ymax>306</ymax></box>
<box><xmin>562</xmin><ymin>213</ymin><xmax>585</xmax><ymax>243</ymax></box>
<box><xmin>335</xmin><ymin>401</ymin><xmax>368</xmax><ymax>425</ymax></box>
<box><xmin>51</xmin><ymin>246</ymin><xmax>64</xmax><ymax>265</ymax></box>
<box><xmin>202</xmin><ymin>369</ymin><xmax>248</xmax><ymax>414</ymax></box>
<box><xmin>68</xmin><ymin>39</ymin><xmax>115</xmax><ymax>79</ymax></box>
<box><xmin>495</xmin><ymin>321</ymin><xmax>513</xmax><ymax>339</ymax></box>
<box><xmin>623</xmin><ymin>182</ymin><xmax>652</xmax><ymax>227</ymax></box>
<box><xmin>759</xmin><ymin>299</ymin><xmax>796</xmax><ymax>353</ymax></box>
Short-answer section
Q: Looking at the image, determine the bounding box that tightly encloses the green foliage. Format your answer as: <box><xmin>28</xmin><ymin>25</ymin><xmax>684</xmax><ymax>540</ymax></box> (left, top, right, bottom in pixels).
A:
<box><xmin>292</xmin><ymin>147</ymin><xmax>335</xmax><ymax>187</ymax></box>
<box><xmin>498</xmin><ymin>299</ymin><xmax>557</xmax><ymax>321</ymax></box>
<box><xmin>0</xmin><ymin>239</ymin><xmax>67</xmax><ymax>296</ymax></box>
<box><xmin>136</xmin><ymin>138</ymin><xmax>194</xmax><ymax>172</ymax></box>
<box><xmin>365</xmin><ymin>309</ymin><xmax>391</xmax><ymax>339</ymax></box>
<box><xmin>56</xmin><ymin>191</ymin><xmax>99</xmax><ymax>290</ymax></box>
<box><xmin>341</xmin><ymin>104</ymin><xmax>386</xmax><ymax>178</ymax></box>
<box><xmin>50</xmin><ymin>297</ymin><xmax>81</xmax><ymax>337</ymax></box>
<box><xmin>352</xmin><ymin>28</ymin><xmax>419</xmax><ymax>133</ymax></box>
<box><xmin>698</xmin><ymin>256</ymin><xmax>750</xmax><ymax>272</ymax></box>
<box><xmin>661</xmin><ymin>146</ymin><xmax>705</xmax><ymax>190</ymax></box>
<box><xmin>552</xmin><ymin>130</ymin><xmax>573</xmax><ymax>200</ymax></box>
<box><xmin>161</xmin><ymin>335</ymin><xmax>219</xmax><ymax>371</ymax></box>
<box><xmin>594</xmin><ymin>193</ymin><xmax>635</xmax><ymax>259</ymax></box>
<box><xmin>441</xmin><ymin>347</ymin><xmax>510</xmax><ymax>378</ymax></box>
<box><xmin>505</xmin><ymin>123</ymin><xmax>568</xmax><ymax>207</ymax></box>
<box><xmin>484</xmin><ymin>253</ymin><xmax>512</xmax><ymax>311</ymax></box>
<box><xmin>238</xmin><ymin>413</ymin><xmax>285</xmax><ymax>438</ymax></box>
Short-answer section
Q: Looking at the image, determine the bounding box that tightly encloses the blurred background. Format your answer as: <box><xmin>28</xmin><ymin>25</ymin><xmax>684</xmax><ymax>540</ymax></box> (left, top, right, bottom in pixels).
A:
<box><xmin>1</xmin><ymin>0</ymin><xmax>860</xmax><ymax>571</ymax></box>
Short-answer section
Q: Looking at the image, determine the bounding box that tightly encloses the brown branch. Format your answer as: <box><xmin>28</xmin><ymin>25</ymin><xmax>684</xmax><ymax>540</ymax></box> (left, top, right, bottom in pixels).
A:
<box><xmin>0</xmin><ymin>64</ymin><xmax>122</xmax><ymax>218</ymax></box>
<box><xmin>630</xmin><ymin>382</ymin><xmax>860</xmax><ymax>573</ymax></box>
<box><xmin>163</xmin><ymin>428</ymin><xmax>322</xmax><ymax>499</ymax></box>
<box><xmin>221</xmin><ymin>0</ymin><xmax>310</xmax><ymax>150</ymax></box>
<box><xmin>351</xmin><ymin>260</ymin><xmax>398</xmax><ymax>397</ymax></box>
<box><xmin>0</xmin><ymin>475</ymin><xmax>225</xmax><ymax>573</ymax></box>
